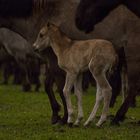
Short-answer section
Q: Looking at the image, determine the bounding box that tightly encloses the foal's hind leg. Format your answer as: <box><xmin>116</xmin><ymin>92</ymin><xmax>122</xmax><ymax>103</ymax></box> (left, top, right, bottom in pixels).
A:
<box><xmin>74</xmin><ymin>74</ymin><xmax>84</xmax><ymax>126</ymax></box>
<box><xmin>85</xmin><ymin>58</ymin><xmax>112</xmax><ymax>127</ymax></box>
<box><xmin>84</xmin><ymin>84</ymin><xmax>103</xmax><ymax>126</ymax></box>
<box><xmin>96</xmin><ymin>74</ymin><xmax>112</xmax><ymax>127</ymax></box>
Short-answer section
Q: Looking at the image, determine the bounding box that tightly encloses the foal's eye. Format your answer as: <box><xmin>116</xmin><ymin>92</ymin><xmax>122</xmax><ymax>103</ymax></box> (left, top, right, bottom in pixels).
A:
<box><xmin>40</xmin><ymin>33</ymin><xmax>44</xmax><ymax>38</ymax></box>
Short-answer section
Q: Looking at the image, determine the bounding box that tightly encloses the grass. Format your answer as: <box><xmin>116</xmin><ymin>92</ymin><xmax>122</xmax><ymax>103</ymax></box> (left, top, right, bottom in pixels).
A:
<box><xmin>0</xmin><ymin>84</ymin><xmax>140</xmax><ymax>140</ymax></box>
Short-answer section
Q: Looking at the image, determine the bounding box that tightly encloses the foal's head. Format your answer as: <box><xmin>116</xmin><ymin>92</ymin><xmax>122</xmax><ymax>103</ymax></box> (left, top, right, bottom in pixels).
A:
<box><xmin>33</xmin><ymin>22</ymin><xmax>58</xmax><ymax>51</ymax></box>
<box><xmin>75</xmin><ymin>0</ymin><xmax>121</xmax><ymax>33</ymax></box>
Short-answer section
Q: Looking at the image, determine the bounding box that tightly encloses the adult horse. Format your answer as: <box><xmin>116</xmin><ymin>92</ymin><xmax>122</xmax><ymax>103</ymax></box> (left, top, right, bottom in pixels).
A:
<box><xmin>0</xmin><ymin>0</ymin><xmax>46</xmax><ymax>17</ymax></box>
<box><xmin>75</xmin><ymin>0</ymin><xmax>140</xmax><ymax>124</ymax></box>
<box><xmin>0</xmin><ymin>27</ymin><xmax>41</xmax><ymax>91</ymax></box>
<box><xmin>0</xmin><ymin>0</ymin><xmax>70</xmax><ymax>125</ymax></box>
<box><xmin>75</xmin><ymin>0</ymin><xmax>140</xmax><ymax>33</ymax></box>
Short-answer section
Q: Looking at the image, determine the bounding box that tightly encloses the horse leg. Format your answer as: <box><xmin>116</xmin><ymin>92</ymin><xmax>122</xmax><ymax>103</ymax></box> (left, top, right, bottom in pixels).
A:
<box><xmin>2</xmin><ymin>63</ymin><xmax>10</xmax><ymax>84</ymax></box>
<box><xmin>55</xmin><ymin>74</ymin><xmax>68</xmax><ymax>124</ymax></box>
<box><xmin>74</xmin><ymin>74</ymin><xmax>84</xmax><ymax>126</ymax></box>
<box><xmin>96</xmin><ymin>75</ymin><xmax>112</xmax><ymax>127</ymax></box>
<box><xmin>44</xmin><ymin>74</ymin><xmax>61</xmax><ymax>124</ymax></box>
<box><xmin>112</xmin><ymin>89</ymin><xmax>137</xmax><ymax>124</ymax></box>
<box><xmin>85</xmin><ymin>58</ymin><xmax>112</xmax><ymax>127</ymax></box>
<box><xmin>34</xmin><ymin>77</ymin><xmax>41</xmax><ymax>92</ymax></box>
<box><xmin>84</xmin><ymin>83</ymin><xmax>103</xmax><ymax>126</ymax></box>
<box><xmin>18</xmin><ymin>62</ymin><xmax>31</xmax><ymax>92</ymax></box>
<box><xmin>63</xmin><ymin>73</ymin><xmax>77</xmax><ymax>125</ymax></box>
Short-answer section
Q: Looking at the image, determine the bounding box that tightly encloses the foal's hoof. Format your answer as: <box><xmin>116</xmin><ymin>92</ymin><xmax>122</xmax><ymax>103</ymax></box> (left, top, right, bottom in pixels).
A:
<box><xmin>84</xmin><ymin>120</ymin><xmax>91</xmax><ymax>128</ymax></box>
<box><xmin>96</xmin><ymin>123</ymin><xmax>102</xmax><ymax>128</ymax></box>
<box><xmin>74</xmin><ymin>122</ymin><xmax>80</xmax><ymax>127</ymax></box>
<box><xmin>96</xmin><ymin>120</ymin><xmax>106</xmax><ymax>127</ymax></box>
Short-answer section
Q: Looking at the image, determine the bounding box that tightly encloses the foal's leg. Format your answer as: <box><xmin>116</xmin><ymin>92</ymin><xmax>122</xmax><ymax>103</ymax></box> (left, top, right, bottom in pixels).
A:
<box><xmin>74</xmin><ymin>74</ymin><xmax>84</xmax><ymax>126</ymax></box>
<box><xmin>63</xmin><ymin>73</ymin><xmax>77</xmax><ymax>124</ymax></box>
<box><xmin>84</xmin><ymin>84</ymin><xmax>103</xmax><ymax>126</ymax></box>
<box><xmin>96</xmin><ymin>74</ymin><xmax>112</xmax><ymax>127</ymax></box>
<box><xmin>85</xmin><ymin>58</ymin><xmax>112</xmax><ymax>127</ymax></box>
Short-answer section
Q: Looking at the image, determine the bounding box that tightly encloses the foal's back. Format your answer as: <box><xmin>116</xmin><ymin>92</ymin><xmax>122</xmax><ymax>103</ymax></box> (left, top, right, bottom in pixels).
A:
<box><xmin>68</xmin><ymin>39</ymin><xmax>116</xmax><ymax>65</ymax></box>
<box><xmin>72</xmin><ymin>39</ymin><xmax>115</xmax><ymax>54</ymax></box>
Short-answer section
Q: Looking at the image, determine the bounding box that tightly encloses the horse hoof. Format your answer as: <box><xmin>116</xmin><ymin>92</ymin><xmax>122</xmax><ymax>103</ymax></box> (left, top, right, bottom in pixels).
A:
<box><xmin>84</xmin><ymin>123</ymin><xmax>90</xmax><ymax>128</ymax></box>
<box><xmin>110</xmin><ymin>120</ymin><xmax>120</xmax><ymax>126</ymax></box>
<box><xmin>84</xmin><ymin>120</ymin><xmax>91</xmax><ymax>128</ymax></box>
<box><xmin>58</xmin><ymin>119</ymin><xmax>67</xmax><ymax>125</ymax></box>
<box><xmin>51</xmin><ymin>116</ymin><xmax>61</xmax><ymax>125</ymax></box>
<box><xmin>22</xmin><ymin>84</ymin><xmax>31</xmax><ymax>92</ymax></box>
<box><xmin>68</xmin><ymin>123</ymin><xmax>73</xmax><ymax>127</ymax></box>
<box><xmin>74</xmin><ymin>122</ymin><xmax>80</xmax><ymax>127</ymax></box>
<box><xmin>96</xmin><ymin>123</ymin><xmax>102</xmax><ymax>128</ymax></box>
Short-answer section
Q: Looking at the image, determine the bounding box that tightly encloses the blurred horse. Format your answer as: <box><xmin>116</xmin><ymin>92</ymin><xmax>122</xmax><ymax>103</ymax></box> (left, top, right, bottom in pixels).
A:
<box><xmin>75</xmin><ymin>0</ymin><xmax>140</xmax><ymax>33</ymax></box>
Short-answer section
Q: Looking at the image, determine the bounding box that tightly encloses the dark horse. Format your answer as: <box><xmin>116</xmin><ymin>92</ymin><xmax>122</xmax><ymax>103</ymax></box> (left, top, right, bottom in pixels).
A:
<box><xmin>75</xmin><ymin>0</ymin><xmax>140</xmax><ymax>124</ymax></box>
<box><xmin>0</xmin><ymin>0</ymin><xmax>46</xmax><ymax>17</ymax></box>
<box><xmin>76</xmin><ymin>0</ymin><xmax>140</xmax><ymax>33</ymax></box>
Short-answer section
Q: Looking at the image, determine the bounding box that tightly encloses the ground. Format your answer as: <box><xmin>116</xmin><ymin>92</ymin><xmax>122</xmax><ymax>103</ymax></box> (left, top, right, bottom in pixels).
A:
<box><xmin>0</xmin><ymin>85</ymin><xmax>140</xmax><ymax>140</ymax></box>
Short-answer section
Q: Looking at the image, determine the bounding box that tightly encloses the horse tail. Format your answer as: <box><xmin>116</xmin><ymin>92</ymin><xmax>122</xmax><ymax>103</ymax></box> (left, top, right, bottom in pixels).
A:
<box><xmin>120</xmin><ymin>61</ymin><xmax>128</xmax><ymax>104</ymax></box>
<box><xmin>108</xmin><ymin>47</ymin><xmax>128</xmax><ymax>104</ymax></box>
<box><xmin>118</xmin><ymin>47</ymin><xmax>128</xmax><ymax>103</ymax></box>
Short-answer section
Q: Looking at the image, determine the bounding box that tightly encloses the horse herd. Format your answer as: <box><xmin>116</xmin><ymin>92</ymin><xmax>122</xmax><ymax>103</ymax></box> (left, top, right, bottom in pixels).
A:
<box><xmin>0</xmin><ymin>0</ymin><xmax>139</xmax><ymax>127</ymax></box>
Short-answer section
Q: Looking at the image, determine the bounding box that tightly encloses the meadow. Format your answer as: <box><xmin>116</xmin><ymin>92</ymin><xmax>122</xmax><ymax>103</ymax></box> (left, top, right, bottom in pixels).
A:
<box><xmin>0</xmin><ymin>84</ymin><xmax>140</xmax><ymax>140</ymax></box>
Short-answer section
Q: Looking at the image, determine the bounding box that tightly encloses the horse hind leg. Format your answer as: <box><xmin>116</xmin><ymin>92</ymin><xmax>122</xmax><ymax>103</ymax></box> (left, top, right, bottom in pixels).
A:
<box><xmin>84</xmin><ymin>83</ymin><xmax>103</xmax><ymax>127</ymax></box>
<box><xmin>95</xmin><ymin>73</ymin><xmax>112</xmax><ymax>127</ymax></box>
<box><xmin>85</xmin><ymin>58</ymin><xmax>112</xmax><ymax>127</ymax></box>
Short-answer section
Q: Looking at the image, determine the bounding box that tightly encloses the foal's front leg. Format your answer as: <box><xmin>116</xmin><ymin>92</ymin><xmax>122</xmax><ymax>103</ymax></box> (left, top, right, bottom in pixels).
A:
<box><xmin>74</xmin><ymin>74</ymin><xmax>84</xmax><ymax>126</ymax></box>
<box><xmin>63</xmin><ymin>73</ymin><xmax>77</xmax><ymax>125</ymax></box>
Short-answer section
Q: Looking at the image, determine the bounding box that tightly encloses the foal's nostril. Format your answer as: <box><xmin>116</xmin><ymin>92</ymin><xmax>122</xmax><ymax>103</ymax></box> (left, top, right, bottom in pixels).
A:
<box><xmin>33</xmin><ymin>43</ymin><xmax>38</xmax><ymax>51</ymax></box>
<box><xmin>33</xmin><ymin>43</ymin><xmax>36</xmax><ymax>48</ymax></box>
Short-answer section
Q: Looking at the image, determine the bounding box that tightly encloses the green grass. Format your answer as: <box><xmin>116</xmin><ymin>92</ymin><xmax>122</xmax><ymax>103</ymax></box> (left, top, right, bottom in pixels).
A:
<box><xmin>0</xmin><ymin>85</ymin><xmax>140</xmax><ymax>140</ymax></box>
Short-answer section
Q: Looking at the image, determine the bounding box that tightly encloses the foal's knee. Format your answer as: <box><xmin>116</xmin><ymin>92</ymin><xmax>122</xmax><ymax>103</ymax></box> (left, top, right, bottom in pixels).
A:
<box><xmin>63</xmin><ymin>88</ymin><xmax>70</xmax><ymax>98</ymax></box>
<box><xmin>102</xmin><ymin>87</ymin><xmax>112</xmax><ymax>101</ymax></box>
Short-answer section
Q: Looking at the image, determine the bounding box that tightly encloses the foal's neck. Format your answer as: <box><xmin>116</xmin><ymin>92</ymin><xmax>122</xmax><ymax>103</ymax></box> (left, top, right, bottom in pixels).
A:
<box><xmin>50</xmin><ymin>29</ymin><xmax>72</xmax><ymax>58</ymax></box>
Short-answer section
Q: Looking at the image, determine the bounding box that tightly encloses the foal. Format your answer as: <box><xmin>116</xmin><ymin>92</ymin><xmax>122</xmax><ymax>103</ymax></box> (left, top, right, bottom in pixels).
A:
<box><xmin>33</xmin><ymin>23</ymin><xmax>118</xmax><ymax>127</ymax></box>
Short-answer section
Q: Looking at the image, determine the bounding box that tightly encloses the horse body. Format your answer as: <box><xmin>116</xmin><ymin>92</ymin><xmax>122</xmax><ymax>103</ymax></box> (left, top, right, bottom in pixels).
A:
<box><xmin>76</xmin><ymin>0</ymin><xmax>140</xmax><ymax>32</ymax></box>
<box><xmin>0</xmin><ymin>28</ymin><xmax>41</xmax><ymax>91</ymax></box>
<box><xmin>33</xmin><ymin>23</ymin><xmax>119</xmax><ymax>126</ymax></box>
